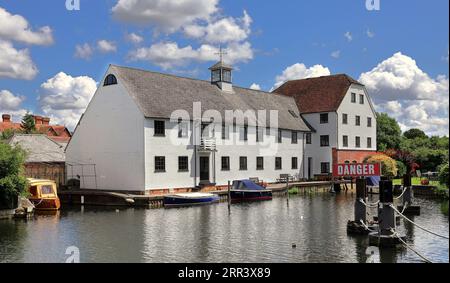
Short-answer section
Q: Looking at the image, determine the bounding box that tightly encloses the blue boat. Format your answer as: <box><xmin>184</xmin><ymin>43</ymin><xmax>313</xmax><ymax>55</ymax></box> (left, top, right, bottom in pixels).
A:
<box><xmin>163</xmin><ymin>193</ymin><xmax>220</xmax><ymax>208</ymax></box>
<box><xmin>231</xmin><ymin>180</ymin><xmax>273</xmax><ymax>202</ymax></box>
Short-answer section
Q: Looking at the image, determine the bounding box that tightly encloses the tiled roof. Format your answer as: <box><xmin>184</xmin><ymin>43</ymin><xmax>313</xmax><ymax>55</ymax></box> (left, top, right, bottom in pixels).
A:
<box><xmin>111</xmin><ymin>65</ymin><xmax>311</xmax><ymax>132</ymax></box>
<box><xmin>0</xmin><ymin>121</ymin><xmax>71</xmax><ymax>143</ymax></box>
<box><xmin>7</xmin><ymin>134</ymin><xmax>65</xmax><ymax>163</ymax></box>
<box><xmin>272</xmin><ymin>74</ymin><xmax>363</xmax><ymax>114</ymax></box>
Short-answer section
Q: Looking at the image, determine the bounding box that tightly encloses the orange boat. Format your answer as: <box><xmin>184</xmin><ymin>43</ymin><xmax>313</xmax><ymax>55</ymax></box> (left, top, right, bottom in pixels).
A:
<box><xmin>27</xmin><ymin>179</ymin><xmax>61</xmax><ymax>211</ymax></box>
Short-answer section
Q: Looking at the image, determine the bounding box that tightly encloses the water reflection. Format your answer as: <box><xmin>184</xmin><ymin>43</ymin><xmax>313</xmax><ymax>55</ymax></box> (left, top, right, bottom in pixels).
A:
<box><xmin>0</xmin><ymin>194</ymin><xmax>448</xmax><ymax>263</ymax></box>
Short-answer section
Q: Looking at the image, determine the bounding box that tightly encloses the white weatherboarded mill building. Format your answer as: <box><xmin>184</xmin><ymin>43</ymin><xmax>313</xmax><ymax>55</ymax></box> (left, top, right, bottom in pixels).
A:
<box><xmin>66</xmin><ymin>62</ymin><xmax>311</xmax><ymax>194</ymax></box>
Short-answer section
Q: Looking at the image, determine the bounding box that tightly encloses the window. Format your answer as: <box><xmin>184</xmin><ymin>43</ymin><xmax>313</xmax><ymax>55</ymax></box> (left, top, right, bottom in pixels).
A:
<box><xmin>275</xmin><ymin>157</ymin><xmax>282</xmax><ymax>170</ymax></box>
<box><xmin>41</xmin><ymin>185</ymin><xmax>54</xmax><ymax>195</ymax></box>
<box><xmin>292</xmin><ymin>131</ymin><xmax>298</xmax><ymax>144</ymax></box>
<box><xmin>154</xmin><ymin>120</ymin><xmax>165</xmax><ymax>136</ymax></box>
<box><xmin>351</xmin><ymin>93</ymin><xmax>357</xmax><ymax>103</ymax></box>
<box><xmin>320</xmin><ymin>113</ymin><xmax>329</xmax><ymax>124</ymax></box>
<box><xmin>223</xmin><ymin>70</ymin><xmax>232</xmax><ymax>83</ymax></box>
<box><xmin>178</xmin><ymin>119</ymin><xmax>188</xmax><ymax>138</ymax></box>
<box><xmin>278</xmin><ymin>130</ymin><xmax>283</xmax><ymax>143</ymax></box>
<box><xmin>221</xmin><ymin>123</ymin><xmax>230</xmax><ymax>140</ymax></box>
<box><xmin>355</xmin><ymin>116</ymin><xmax>361</xmax><ymax>126</ymax></box>
<box><xmin>367</xmin><ymin>117</ymin><xmax>372</xmax><ymax>128</ymax></box>
<box><xmin>155</xmin><ymin>156</ymin><xmax>166</xmax><ymax>172</ymax></box>
<box><xmin>256</xmin><ymin>126</ymin><xmax>264</xmax><ymax>143</ymax></box>
<box><xmin>244</xmin><ymin>125</ymin><xmax>248</xmax><ymax>141</ymax></box>
<box><xmin>360</xmin><ymin>94</ymin><xmax>365</xmax><ymax>104</ymax></box>
<box><xmin>211</xmin><ymin>70</ymin><xmax>221</xmax><ymax>82</ymax></box>
<box><xmin>104</xmin><ymin>74</ymin><xmax>117</xmax><ymax>86</ymax></box>
<box><xmin>178</xmin><ymin>156</ymin><xmax>189</xmax><ymax>172</ymax></box>
<box><xmin>320</xmin><ymin>135</ymin><xmax>330</xmax><ymax>147</ymax></box>
<box><xmin>257</xmin><ymin>157</ymin><xmax>264</xmax><ymax>170</ymax></box>
<box><xmin>239</xmin><ymin>157</ymin><xmax>248</xmax><ymax>171</ymax></box>
<box><xmin>306</xmin><ymin>133</ymin><xmax>312</xmax><ymax>144</ymax></box>
<box><xmin>342</xmin><ymin>113</ymin><xmax>348</xmax><ymax>125</ymax></box>
<box><xmin>355</xmin><ymin>136</ymin><xmax>361</xmax><ymax>148</ymax></box>
<box><xmin>321</xmin><ymin>162</ymin><xmax>330</xmax><ymax>174</ymax></box>
<box><xmin>292</xmin><ymin>157</ymin><xmax>298</xmax><ymax>170</ymax></box>
<box><xmin>221</xmin><ymin>157</ymin><xmax>230</xmax><ymax>171</ymax></box>
<box><xmin>239</xmin><ymin>125</ymin><xmax>248</xmax><ymax>141</ymax></box>
<box><xmin>343</xmin><ymin>135</ymin><xmax>349</xmax><ymax>147</ymax></box>
<box><xmin>367</xmin><ymin>137</ymin><xmax>372</xmax><ymax>149</ymax></box>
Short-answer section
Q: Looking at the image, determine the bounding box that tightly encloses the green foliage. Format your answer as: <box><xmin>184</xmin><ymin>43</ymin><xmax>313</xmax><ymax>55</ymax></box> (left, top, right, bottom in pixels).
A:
<box><xmin>0</xmin><ymin>128</ymin><xmax>17</xmax><ymax>141</ymax></box>
<box><xmin>396</xmin><ymin>160</ymin><xmax>407</xmax><ymax>177</ymax></box>
<box><xmin>404</xmin><ymin>128</ymin><xmax>427</xmax><ymax>140</ymax></box>
<box><xmin>376</xmin><ymin>113</ymin><xmax>402</xmax><ymax>151</ymax></box>
<box><xmin>21</xmin><ymin>112</ymin><xmax>36</xmax><ymax>134</ymax></box>
<box><xmin>439</xmin><ymin>163</ymin><xmax>449</xmax><ymax>189</ymax></box>
<box><xmin>0</xmin><ymin>142</ymin><xmax>28</xmax><ymax>208</ymax></box>
<box><xmin>400</xmin><ymin>136</ymin><xmax>449</xmax><ymax>172</ymax></box>
<box><xmin>364</xmin><ymin>154</ymin><xmax>398</xmax><ymax>178</ymax></box>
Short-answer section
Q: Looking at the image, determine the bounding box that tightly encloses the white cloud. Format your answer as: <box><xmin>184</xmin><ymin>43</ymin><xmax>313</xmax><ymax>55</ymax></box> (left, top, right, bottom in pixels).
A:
<box><xmin>344</xmin><ymin>31</ymin><xmax>352</xmax><ymax>42</ymax></box>
<box><xmin>366</xmin><ymin>29</ymin><xmax>375</xmax><ymax>38</ymax></box>
<box><xmin>360</xmin><ymin>52</ymin><xmax>449</xmax><ymax>136</ymax></box>
<box><xmin>126</xmin><ymin>32</ymin><xmax>144</xmax><ymax>44</ymax></box>
<box><xmin>184</xmin><ymin>10</ymin><xmax>252</xmax><ymax>44</ymax></box>
<box><xmin>74</xmin><ymin>43</ymin><xmax>94</xmax><ymax>60</ymax></box>
<box><xmin>273</xmin><ymin>63</ymin><xmax>331</xmax><ymax>90</ymax></box>
<box><xmin>0</xmin><ymin>90</ymin><xmax>25</xmax><ymax>110</ymax></box>
<box><xmin>38</xmin><ymin>72</ymin><xmax>97</xmax><ymax>130</ymax></box>
<box><xmin>97</xmin><ymin>40</ymin><xmax>117</xmax><ymax>53</ymax></box>
<box><xmin>250</xmin><ymin>83</ymin><xmax>261</xmax><ymax>91</ymax></box>
<box><xmin>112</xmin><ymin>0</ymin><xmax>219</xmax><ymax>33</ymax></box>
<box><xmin>0</xmin><ymin>7</ymin><xmax>54</xmax><ymax>46</ymax></box>
<box><xmin>0</xmin><ymin>40</ymin><xmax>38</xmax><ymax>80</ymax></box>
<box><xmin>331</xmin><ymin>50</ymin><xmax>341</xmax><ymax>59</ymax></box>
<box><xmin>129</xmin><ymin>41</ymin><xmax>253</xmax><ymax>70</ymax></box>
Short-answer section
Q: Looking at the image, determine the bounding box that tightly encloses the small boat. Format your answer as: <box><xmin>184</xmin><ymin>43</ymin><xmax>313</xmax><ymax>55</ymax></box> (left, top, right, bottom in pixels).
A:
<box><xmin>231</xmin><ymin>180</ymin><xmax>273</xmax><ymax>202</ymax></box>
<box><xmin>27</xmin><ymin>179</ymin><xmax>61</xmax><ymax>211</ymax></box>
<box><xmin>163</xmin><ymin>193</ymin><xmax>220</xmax><ymax>208</ymax></box>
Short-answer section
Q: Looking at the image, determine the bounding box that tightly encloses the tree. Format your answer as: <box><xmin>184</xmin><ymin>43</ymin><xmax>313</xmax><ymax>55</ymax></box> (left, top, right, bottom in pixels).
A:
<box><xmin>0</xmin><ymin>142</ymin><xmax>28</xmax><ymax>209</ymax></box>
<box><xmin>439</xmin><ymin>163</ymin><xmax>449</xmax><ymax>188</ymax></box>
<box><xmin>0</xmin><ymin>129</ymin><xmax>17</xmax><ymax>141</ymax></box>
<box><xmin>21</xmin><ymin>112</ymin><xmax>36</xmax><ymax>134</ymax></box>
<box><xmin>364</xmin><ymin>154</ymin><xmax>398</xmax><ymax>178</ymax></box>
<box><xmin>404</xmin><ymin>128</ymin><xmax>427</xmax><ymax>140</ymax></box>
<box><xmin>376</xmin><ymin>113</ymin><xmax>402</xmax><ymax>151</ymax></box>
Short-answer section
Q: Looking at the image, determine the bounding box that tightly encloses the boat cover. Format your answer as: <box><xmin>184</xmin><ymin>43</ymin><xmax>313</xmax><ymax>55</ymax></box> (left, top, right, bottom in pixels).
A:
<box><xmin>233</xmin><ymin>180</ymin><xmax>266</xmax><ymax>191</ymax></box>
<box><xmin>366</xmin><ymin>176</ymin><xmax>380</xmax><ymax>187</ymax></box>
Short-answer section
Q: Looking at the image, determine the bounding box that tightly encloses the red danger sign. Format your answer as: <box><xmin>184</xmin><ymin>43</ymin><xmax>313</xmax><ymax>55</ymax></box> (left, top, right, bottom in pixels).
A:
<box><xmin>333</xmin><ymin>163</ymin><xmax>381</xmax><ymax>177</ymax></box>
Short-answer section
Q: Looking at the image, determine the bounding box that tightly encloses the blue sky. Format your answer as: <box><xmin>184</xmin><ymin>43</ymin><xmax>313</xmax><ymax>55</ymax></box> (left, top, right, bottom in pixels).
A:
<box><xmin>0</xmin><ymin>0</ymin><xmax>448</xmax><ymax>135</ymax></box>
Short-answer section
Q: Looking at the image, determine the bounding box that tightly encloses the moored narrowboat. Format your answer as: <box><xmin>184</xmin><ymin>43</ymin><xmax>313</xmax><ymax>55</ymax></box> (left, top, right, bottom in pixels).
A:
<box><xmin>163</xmin><ymin>193</ymin><xmax>220</xmax><ymax>208</ymax></box>
<box><xmin>231</xmin><ymin>180</ymin><xmax>273</xmax><ymax>202</ymax></box>
<box><xmin>27</xmin><ymin>179</ymin><xmax>61</xmax><ymax>211</ymax></box>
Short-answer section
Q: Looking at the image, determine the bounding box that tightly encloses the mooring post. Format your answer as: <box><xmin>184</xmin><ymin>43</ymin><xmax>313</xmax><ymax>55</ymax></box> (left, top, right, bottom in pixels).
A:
<box><xmin>355</xmin><ymin>177</ymin><xmax>367</xmax><ymax>223</ymax></box>
<box><xmin>286</xmin><ymin>178</ymin><xmax>290</xmax><ymax>206</ymax></box>
<box><xmin>227</xmin><ymin>181</ymin><xmax>231</xmax><ymax>211</ymax></box>
<box><xmin>378</xmin><ymin>180</ymin><xmax>395</xmax><ymax>236</ymax></box>
<box><xmin>403</xmin><ymin>174</ymin><xmax>412</xmax><ymax>207</ymax></box>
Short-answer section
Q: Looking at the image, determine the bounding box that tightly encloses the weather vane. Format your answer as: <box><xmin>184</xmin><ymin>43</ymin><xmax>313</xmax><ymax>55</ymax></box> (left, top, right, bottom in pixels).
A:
<box><xmin>215</xmin><ymin>46</ymin><xmax>228</xmax><ymax>63</ymax></box>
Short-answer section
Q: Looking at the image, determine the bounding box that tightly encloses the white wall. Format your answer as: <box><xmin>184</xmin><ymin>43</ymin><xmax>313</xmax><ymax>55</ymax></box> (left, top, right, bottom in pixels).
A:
<box><xmin>303</xmin><ymin>112</ymin><xmax>337</xmax><ymax>176</ymax></box>
<box><xmin>336</xmin><ymin>84</ymin><xmax>377</xmax><ymax>151</ymax></box>
<box><xmin>66</xmin><ymin>68</ymin><xmax>146</xmax><ymax>192</ymax></box>
<box><xmin>144</xmin><ymin>119</ymin><xmax>305</xmax><ymax>190</ymax></box>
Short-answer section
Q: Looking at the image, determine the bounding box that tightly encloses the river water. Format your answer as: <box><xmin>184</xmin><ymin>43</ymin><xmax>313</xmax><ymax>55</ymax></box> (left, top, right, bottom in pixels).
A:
<box><xmin>0</xmin><ymin>193</ymin><xmax>448</xmax><ymax>263</ymax></box>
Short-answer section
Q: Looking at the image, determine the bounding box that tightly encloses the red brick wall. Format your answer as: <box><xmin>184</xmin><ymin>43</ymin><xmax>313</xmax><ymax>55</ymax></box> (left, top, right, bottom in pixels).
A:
<box><xmin>332</xmin><ymin>148</ymin><xmax>379</xmax><ymax>165</ymax></box>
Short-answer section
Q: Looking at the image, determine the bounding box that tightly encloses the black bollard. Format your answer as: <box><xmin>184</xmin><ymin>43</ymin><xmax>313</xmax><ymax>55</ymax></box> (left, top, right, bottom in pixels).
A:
<box><xmin>355</xmin><ymin>178</ymin><xmax>367</xmax><ymax>223</ymax></box>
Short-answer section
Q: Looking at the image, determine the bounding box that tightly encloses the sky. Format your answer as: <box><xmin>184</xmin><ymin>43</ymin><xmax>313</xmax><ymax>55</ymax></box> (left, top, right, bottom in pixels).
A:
<box><xmin>0</xmin><ymin>0</ymin><xmax>448</xmax><ymax>136</ymax></box>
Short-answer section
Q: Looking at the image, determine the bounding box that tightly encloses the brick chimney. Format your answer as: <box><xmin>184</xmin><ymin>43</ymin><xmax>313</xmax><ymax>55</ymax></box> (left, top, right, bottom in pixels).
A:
<box><xmin>2</xmin><ymin>114</ymin><xmax>11</xmax><ymax>123</ymax></box>
<box><xmin>42</xmin><ymin>117</ymin><xmax>50</xmax><ymax>125</ymax></box>
<box><xmin>34</xmin><ymin>115</ymin><xmax>43</xmax><ymax>125</ymax></box>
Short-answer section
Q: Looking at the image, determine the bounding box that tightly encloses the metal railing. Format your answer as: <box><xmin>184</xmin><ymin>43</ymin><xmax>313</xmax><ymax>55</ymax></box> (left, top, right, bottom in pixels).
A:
<box><xmin>199</xmin><ymin>138</ymin><xmax>216</xmax><ymax>151</ymax></box>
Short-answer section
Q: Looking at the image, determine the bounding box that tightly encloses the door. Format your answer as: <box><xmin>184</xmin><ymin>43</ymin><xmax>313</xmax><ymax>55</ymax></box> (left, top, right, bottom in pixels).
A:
<box><xmin>200</xmin><ymin>157</ymin><xmax>210</xmax><ymax>182</ymax></box>
<box><xmin>308</xmin><ymin>158</ymin><xmax>313</xmax><ymax>180</ymax></box>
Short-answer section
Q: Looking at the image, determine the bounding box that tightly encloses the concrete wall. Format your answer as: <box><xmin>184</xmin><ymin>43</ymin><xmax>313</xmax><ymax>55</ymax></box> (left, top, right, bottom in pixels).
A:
<box><xmin>65</xmin><ymin>67</ymin><xmax>146</xmax><ymax>192</ymax></box>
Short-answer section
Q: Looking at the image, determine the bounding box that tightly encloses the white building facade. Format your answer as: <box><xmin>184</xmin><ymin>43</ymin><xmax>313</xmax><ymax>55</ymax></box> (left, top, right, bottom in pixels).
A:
<box><xmin>66</xmin><ymin>63</ymin><xmax>311</xmax><ymax>194</ymax></box>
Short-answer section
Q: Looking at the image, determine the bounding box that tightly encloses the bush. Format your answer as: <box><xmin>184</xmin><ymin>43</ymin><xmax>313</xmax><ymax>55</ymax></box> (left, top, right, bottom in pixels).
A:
<box><xmin>396</xmin><ymin>160</ymin><xmax>407</xmax><ymax>177</ymax></box>
<box><xmin>0</xmin><ymin>142</ymin><xmax>28</xmax><ymax>209</ymax></box>
<box><xmin>439</xmin><ymin>163</ymin><xmax>449</xmax><ymax>188</ymax></box>
<box><xmin>364</xmin><ymin>154</ymin><xmax>398</xmax><ymax>178</ymax></box>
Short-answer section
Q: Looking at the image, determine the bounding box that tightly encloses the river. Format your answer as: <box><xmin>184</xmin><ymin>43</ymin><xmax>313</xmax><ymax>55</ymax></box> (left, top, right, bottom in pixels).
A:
<box><xmin>0</xmin><ymin>193</ymin><xmax>448</xmax><ymax>263</ymax></box>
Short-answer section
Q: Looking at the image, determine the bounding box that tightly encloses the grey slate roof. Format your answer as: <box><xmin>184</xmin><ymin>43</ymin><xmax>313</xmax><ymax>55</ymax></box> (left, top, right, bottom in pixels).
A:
<box><xmin>111</xmin><ymin>65</ymin><xmax>311</xmax><ymax>132</ymax></box>
<box><xmin>7</xmin><ymin>134</ymin><xmax>65</xmax><ymax>163</ymax></box>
